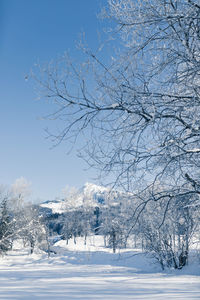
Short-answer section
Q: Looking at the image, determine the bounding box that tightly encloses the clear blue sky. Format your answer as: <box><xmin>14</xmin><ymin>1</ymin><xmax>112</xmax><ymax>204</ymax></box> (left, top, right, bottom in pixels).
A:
<box><xmin>0</xmin><ymin>0</ymin><xmax>107</xmax><ymax>202</ymax></box>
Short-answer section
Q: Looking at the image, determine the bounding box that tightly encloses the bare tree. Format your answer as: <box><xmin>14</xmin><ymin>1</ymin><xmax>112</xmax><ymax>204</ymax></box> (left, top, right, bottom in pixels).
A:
<box><xmin>139</xmin><ymin>192</ymin><xmax>199</xmax><ymax>269</ymax></box>
<box><xmin>34</xmin><ymin>0</ymin><xmax>200</xmax><ymax>257</ymax></box>
<box><xmin>17</xmin><ymin>204</ymin><xmax>46</xmax><ymax>254</ymax></box>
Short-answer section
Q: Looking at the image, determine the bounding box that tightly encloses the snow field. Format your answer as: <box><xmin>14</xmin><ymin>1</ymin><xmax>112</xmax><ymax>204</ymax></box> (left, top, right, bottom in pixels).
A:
<box><xmin>0</xmin><ymin>236</ymin><xmax>199</xmax><ymax>299</ymax></box>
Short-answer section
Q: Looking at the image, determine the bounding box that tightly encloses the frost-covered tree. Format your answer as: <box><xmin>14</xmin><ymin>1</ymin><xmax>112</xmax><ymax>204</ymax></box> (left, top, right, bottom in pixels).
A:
<box><xmin>139</xmin><ymin>192</ymin><xmax>199</xmax><ymax>269</ymax></box>
<box><xmin>62</xmin><ymin>208</ymin><xmax>93</xmax><ymax>245</ymax></box>
<box><xmin>11</xmin><ymin>177</ymin><xmax>31</xmax><ymax>207</ymax></box>
<box><xmin>35</xmin><ymin>0</ymin><xmax>200</xmax><ymax>203</ymax></box>
<box><xmin>0</xmin><ymin>182</ymin><xmax>49</xmax><ymax>255</ymax></box>
<box><xmin>34</xmin><ymin>0</ymin><xmax>200</xmax><ymax>264</ymax></box>
<box><xmin>10</xmin><ymin>179</ymin><xmax>47</xmax><ymax>254</ymax></box>
<box><xmin>61</xmin><ymin>186</ymin><xmax>95</xmax><ymax>245</ymax></box>
<box><xmin>100</xmin><ymin>197</ymin><xmax>131</xmax><ymax>251</ymax></box>
<box><xmin>0</xmin><ymin>195</ymin><xmax>13</xmax><ymax>254</ymax></box>
<box><xmin>17</xmin><ymin>204</ymin><xmax>46</xmax><ymax>254</ymax></box>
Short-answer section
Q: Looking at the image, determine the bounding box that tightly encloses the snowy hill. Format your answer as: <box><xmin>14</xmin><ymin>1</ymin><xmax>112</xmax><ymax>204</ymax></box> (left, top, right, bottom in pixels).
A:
<box><xmin>40</xmin><ymin>182</ymin><xmax>120</xmax><ymax>214</ymax></box>
<box><xmin>40</xmin><ymin>199</ymin><xmax>66</xmax><ymax>214</ymax></box>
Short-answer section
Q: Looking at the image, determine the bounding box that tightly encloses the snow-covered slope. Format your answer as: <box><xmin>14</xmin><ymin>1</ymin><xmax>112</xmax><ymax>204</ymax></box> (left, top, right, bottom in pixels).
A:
<box><xmin>40</xmin><ymin>199</ymin><xmax>66</xmax><ymax>214</ymax></box>
<box><xmin>0</xmin><ymin>236</ymin><xmax>200</xmax><ymax>299</ymax></box>
<box><xmin>40</xmin><ymin>182</ymin><xmax>118</xmax><ymax>214</ymax></box>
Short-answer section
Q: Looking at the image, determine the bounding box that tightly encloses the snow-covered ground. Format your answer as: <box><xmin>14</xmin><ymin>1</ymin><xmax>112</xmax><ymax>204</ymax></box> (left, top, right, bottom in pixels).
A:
<box><xmin>0</xmin><ymin>236</ymin><xmax>199</xmax><ymax>299</ymax></box>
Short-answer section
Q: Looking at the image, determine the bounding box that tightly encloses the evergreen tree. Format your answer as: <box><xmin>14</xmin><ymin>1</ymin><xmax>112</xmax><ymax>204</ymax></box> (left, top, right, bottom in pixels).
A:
<box><xmin>0</xmin><ymin>197</ymin><xmax>13</xmax><ymax>254</ymax></box>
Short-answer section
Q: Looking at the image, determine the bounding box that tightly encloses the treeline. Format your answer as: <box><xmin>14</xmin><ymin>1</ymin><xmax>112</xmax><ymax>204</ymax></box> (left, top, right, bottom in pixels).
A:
<box><xmin>49</xmin><ymin>190</ymin><xmax>200</xmax><ymax>270</ymax></box>
<box><xmin>0</xmin><ymin>189</ymin><xmax>49</xmax><ymax>256</ymax></box>
<box><xmin>1</xmin><ymin>186</ymin><xmax>199</xmax><ymax>270</ymax></box>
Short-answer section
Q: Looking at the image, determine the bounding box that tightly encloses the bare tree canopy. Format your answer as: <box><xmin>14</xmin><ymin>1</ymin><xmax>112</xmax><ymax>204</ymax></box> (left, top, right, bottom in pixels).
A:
<box><xmin>35</xmin><ymin>0</ymin><xmax>200</xmax><ymax>205</ymax></box>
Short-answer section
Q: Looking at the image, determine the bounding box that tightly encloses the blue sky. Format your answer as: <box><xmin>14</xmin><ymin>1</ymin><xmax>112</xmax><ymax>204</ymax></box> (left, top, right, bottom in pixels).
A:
<box><xmin>0</xmin><ymin>0</ymin><xmax>107</xmax><ymax>202</ymax></box>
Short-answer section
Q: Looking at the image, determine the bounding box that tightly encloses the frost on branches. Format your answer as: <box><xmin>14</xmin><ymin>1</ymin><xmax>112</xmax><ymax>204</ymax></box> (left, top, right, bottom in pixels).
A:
<box><xmin>34</xmin><ymin>0</ymin><xmax>200</xmax><ymax>268</ymax></box>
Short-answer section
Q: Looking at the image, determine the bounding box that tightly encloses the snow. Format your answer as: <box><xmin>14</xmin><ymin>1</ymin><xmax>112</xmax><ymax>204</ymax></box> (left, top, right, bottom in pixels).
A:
<box><xmin>40</xmin><ymin>199</ymin><xmax>65</xmax><ymax>214</ymax></box>
<box><xmin>40</xmin><ymin>182</ymin><xmax>111</xmax><ymax>213</ymax></box>
<box><xmin>0</xmin><ymin>236</ymin><xmax>200</xmax><ymax>299</ymax></box>
<box><xmin>110</xmin><ymin>103</ymin><xmax>119</xmax><ymax>109</ymax></box>
<box><xmin>187</xmin><ymin>149</ymin><xmax>200</xmax><ymax>153</ymax></box>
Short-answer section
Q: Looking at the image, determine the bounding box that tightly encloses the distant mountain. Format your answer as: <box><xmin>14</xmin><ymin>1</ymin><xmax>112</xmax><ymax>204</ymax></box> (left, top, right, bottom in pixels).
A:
<box><xmin>40</xmin><ymin>182</ymin><xmax>124</xmax><ymax>214</ymax></box>
<box><xmin>40</xmin><ymin>199</ymin><xmax>66</xmax><ymax>214</ymax></box>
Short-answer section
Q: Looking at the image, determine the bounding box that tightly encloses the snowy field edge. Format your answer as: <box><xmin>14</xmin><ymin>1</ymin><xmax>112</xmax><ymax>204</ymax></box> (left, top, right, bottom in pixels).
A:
<box><xmin>0</xmin><ymin>236</ymin><xmax>199</xmax><ymax>300</ymax></box>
